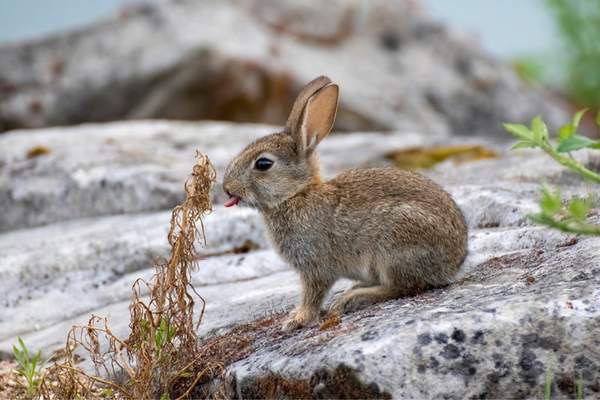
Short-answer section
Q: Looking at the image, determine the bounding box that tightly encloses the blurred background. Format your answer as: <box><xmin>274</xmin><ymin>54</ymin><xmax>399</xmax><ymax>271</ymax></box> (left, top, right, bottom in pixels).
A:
<box><xmin>2</xmin><ymin>0</ymin><xmax>599</xmax><ymax>137</ymax></box>
<box><xmin>1</xmin><ymin>0</ymin><xmax>597</xmax><ymax>119</ymax></box>
<box><xmin>0</xmin><ymin>1</ymin><xmax>557</xmax><ymax>58</ymax></box>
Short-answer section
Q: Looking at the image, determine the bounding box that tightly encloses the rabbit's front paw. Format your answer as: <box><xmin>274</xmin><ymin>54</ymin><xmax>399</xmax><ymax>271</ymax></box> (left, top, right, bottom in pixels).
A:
<box><xmin>282</xmin><ymin>317</ymin><xmax>304</xmax><ymax>332</ymax></box>
<box><xmin>281</xmin><ymin>307</ymin><xmax>317</xmax><ymax>332</ymax></box>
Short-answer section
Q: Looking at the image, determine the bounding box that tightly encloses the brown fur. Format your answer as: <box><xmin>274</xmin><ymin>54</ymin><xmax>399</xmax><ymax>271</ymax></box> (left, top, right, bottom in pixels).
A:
<box><xmin>223</xmin><ymin>76</ymin><xmax>468</xmax><ymax>331</ymax></box>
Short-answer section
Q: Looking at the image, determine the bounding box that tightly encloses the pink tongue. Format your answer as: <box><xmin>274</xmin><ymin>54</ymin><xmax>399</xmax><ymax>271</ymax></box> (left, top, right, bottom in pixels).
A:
<box><xmin>224</xmin><ymin>196</ymin><xmax>240</xmax><ymax>207</ymax></box>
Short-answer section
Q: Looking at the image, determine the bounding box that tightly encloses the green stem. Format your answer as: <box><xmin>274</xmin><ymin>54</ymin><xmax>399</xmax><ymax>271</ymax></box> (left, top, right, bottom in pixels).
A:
<box><xmin>530</xmin><ymin>213</ymin><xmax>600</xmax><ymax>235</ymax></box>
<box><xmin>540</xmin><ymin>141</ymin><xmax>600</xmax><ymax>183</ymax></box>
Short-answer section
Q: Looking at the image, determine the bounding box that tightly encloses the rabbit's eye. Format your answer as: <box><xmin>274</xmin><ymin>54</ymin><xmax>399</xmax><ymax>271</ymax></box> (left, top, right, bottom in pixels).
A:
<box><xmin>254</xmin><ymin>157</ymin><xmax>274</xmax><ymax>171</ymax></box>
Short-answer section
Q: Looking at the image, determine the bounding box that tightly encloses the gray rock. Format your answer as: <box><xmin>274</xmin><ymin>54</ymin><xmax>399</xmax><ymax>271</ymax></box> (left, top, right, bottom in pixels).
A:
<box><xmin>224</xmin><ymin>234</ymin><xmax>600</xmax><ymax>399</ymax></box>
<box><xmin>0</xmin><ymin>206</ymin><xmax>270</xmax><ymax>343</ymax></box>
<box><xmin>0</xmin><ymin>0</ymin><xmax>567</xmax><ymax>135</ymax></box>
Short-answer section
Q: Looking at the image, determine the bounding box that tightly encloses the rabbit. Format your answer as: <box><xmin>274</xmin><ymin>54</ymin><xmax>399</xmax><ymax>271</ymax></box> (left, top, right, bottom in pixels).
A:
<box><xmin>222</xmin><ymin>76</ymin><xmax>468</xmax><ymax>331</ymax></box>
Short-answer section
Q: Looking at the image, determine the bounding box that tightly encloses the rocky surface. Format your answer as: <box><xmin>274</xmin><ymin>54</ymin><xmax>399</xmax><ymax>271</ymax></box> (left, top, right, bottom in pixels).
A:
<box><xmin>222</xmin><ymin>231</ymin><xmax>600</xmax><ymax>399</ymax></box>
<box><xmin>0</xmin><ymin>0</ymin><xmax>567</xmax><ymax>136</ymax></box>
<box><xmin>1</xmin><ymin>120</ymin><xmax>599</xmax><ymax>398</ymax></box>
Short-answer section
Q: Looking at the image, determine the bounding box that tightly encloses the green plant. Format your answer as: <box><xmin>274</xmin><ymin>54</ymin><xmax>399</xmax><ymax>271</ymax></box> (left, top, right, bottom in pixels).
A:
<box><xmin>99</xmin><ymin>388</ymin><xmax>114</xmax><ymax>398</ymax></box>
<box><xmin>576</xmin><ymin>375</ymin><xmax>584</xmax><ymax>399</ymax></box>
<box><xmin>575</xmin><ymin>375</ymin><xmax>583</xmax><ymax>400</ymax></box>
<box><xmin>12</xmin><ymin>337</ymin><xmax>44</xmax><ymax>395</ymax></box>
<box><xmin>43</xmin><ymin>154</ymin><xmax>219</xmax><ymax>399</ymax></box>
<box><xmin>155</xmin><ymin>317</ymin><xmax>176</xmax><ymax>358</ymax></box>
<box><xmin>504</xmin><ymin>110</ymin><xmax>600</xmax><ymax>235</ymax></box>
<box><xmin>544</xmin><ymin>368</ymin><xmax>553</xmax><ymax>400</ymax></box>
<box><xmin>513</xmin><ymin>56</ymin><xmax>545</xmax><ymax>84</ymax></box>
<box><xmin>545</xmin><ymin>0</ymin><xmax>600</xmax><ymax>108</ymax></box>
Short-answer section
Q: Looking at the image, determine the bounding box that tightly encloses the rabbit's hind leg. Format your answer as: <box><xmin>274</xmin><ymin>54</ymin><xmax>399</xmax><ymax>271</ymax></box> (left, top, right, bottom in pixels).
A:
<box><xmin>329</xmin><ymin>285</ymin><xmax>403</xmax><ymax>315</ymax></box>
<box><xmin>347</xmin><ymin>274</ymin><xmax>380</xmax><ymax>291</ymax></box>
<box><xmin>348</xmin><ymin>281</ymin><xmax>373</xmax><ymax>290</ymax></box>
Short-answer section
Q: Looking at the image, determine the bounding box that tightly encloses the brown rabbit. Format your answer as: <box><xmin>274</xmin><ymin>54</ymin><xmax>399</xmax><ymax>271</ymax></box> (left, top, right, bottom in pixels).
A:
<box><xmin>223</xmin><ymin>76</ymin><xmax>468</xmax><ymax>331</ymax></box>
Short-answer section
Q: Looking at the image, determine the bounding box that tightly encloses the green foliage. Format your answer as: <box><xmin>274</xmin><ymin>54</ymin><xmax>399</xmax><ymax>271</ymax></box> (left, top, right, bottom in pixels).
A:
<box><xmin>138</xmin><ymin>317</ymin><xmax>176</xmax><ymax>358</ymax></box>
<box><xmin>99</xmin><ymin>388</ymin><xmax>114</xmax><ymax>398</ymax></box>
<box><xmin>576</xmin><ymin>375</ymin><xmax>584</xmax><ymax>399</ymax></box>
<box><xmin>155</xmin><ymin>317</ymin><xmax>176</xmax><ymax>358</ymax></box>
<box><xmin>545</xmin><ymin>0</ymin><xmax>600</xmax><ymax>108</ymax></box>
<box><xmin>12</xmin><ymin>337</ymin><xmax>44</xmax><ymax>395</ymax></box>
<box><xmin>542</xmin><ymin>366</ymin><xmax>586</xmax><ymax>399</ymax></box>
<box><xmin>513</xmin><ymin>56</ymin><xmax>545</xmax><ymax>84</ymax></box>
<box><xmin>544</xmin><ymin>368</ymin><xmax>553</xmax><ymax>400</ymax></box>
<box><xmin>505</xmin><ymin>111</ymin><xmax>600</xmax><ymax>235</ymax></box>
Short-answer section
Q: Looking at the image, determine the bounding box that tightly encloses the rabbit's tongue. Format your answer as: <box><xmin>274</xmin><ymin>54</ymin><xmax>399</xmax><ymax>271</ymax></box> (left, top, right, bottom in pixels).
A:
<box><xmin>224</xmin><ymin>196</ymin><xmax>240</xmax><ymax>207</ymax></box>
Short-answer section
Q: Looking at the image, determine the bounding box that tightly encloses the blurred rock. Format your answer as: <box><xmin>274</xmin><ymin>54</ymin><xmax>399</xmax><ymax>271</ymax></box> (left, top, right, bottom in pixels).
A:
<box><xmin>0</xmin><ymin>0</ymin><xmax>567</xmax><ymax>135</ymax></box>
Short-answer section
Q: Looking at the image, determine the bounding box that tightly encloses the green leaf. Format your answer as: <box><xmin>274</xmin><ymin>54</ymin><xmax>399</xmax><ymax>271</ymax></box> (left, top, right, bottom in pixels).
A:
<box><xmin>18</xmin><ymin>337</ymin><xmax>27</xmax><ymax>355</ymax></box>
<box><xmin>558</xmin><ymin>123</ymin><xmax>575</xmax><ymax>141</ymax></box>
<box><xmin>556</xmin><ymin>134</ymin><xmax>600</xmax><ymax>152</ymax></box>
<box><xmin>576</xmin><ymin>376</ymin><xmax>584</xmax><ymax>400</ymax></box>
<box><xmin>540</xmin><ymin>185</ymin><xmax>562</xmax><ymax>215</ymax></box>
<box><xmin>544</xmin><ymin>368</ymin><xmax>553</xmax><ymax>400</ymax></box>
<box><xmin>596</xmin><ymin>111</ymin><xmax>600</xmax><ymax>128</ymax></box>
<box><xmin>503</xmin><ymin>123</ymin><xmax>532</xmax><ymax>140</ymax></box>
<box><xmin>531</xmin><ymin>116</ymin><xmax>549</xmax><ymax>142</ymax></box>
<box><xmin>572</xmin><ymin>108</ymin><xmax>588</xmax><ymax>128</ymax></box>
<box><xmin>511</xmin><ymin>141</ymin><xmax>536</xmax><ymax>150</ymax></box>
<box><xmin>568</xmin><ymin>197</ymin><xmax>591</xmax><ymax>221</ymax></box>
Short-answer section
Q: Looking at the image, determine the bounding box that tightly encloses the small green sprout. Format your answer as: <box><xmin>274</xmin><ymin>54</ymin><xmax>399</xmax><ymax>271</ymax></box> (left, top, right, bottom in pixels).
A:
<box><xmin>544</xmin><ymin>368</ymin><xmax>553</xmax><ymax>400</ymax></box>
<box><xmin>12</xmin><ymin>337</ymin><xmax>44</xmax><ymax>395</ymax></box>
<box><xmin>505</xmin><ymin>110</ymin><xmax>600</xmax><ymax>236</ymax></box>
<box><xmin>99</xmin><ymin>388</ymin><xmax>115</xmax><ymax>398</ymax></box>
<box><xmin>576</xmin><ymin>375</ymin><xmax>584</xmax><ymax>400</ymax></box>
<box><xmin>155</xmin><ymin>317</ymin><xmax>176</xmax><ymax>358</ymax></box>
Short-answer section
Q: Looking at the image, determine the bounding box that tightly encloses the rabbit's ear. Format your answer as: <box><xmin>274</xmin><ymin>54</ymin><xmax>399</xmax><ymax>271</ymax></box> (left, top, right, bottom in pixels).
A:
<box><xmin>296</xmin><ymin>83</ymin><xmax>339</xmax><ymax>153</ymax></box>
<box><xmin>286</xmin><ymin>76</ymin><xmax>332</xmax><ymax>134</ymax></box>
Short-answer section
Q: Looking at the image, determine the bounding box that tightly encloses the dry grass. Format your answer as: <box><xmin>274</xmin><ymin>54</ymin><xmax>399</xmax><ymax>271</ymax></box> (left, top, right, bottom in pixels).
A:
<box><xmin>35</xmin><ymin>152</ymin><xmax>218</xmax><ymax>399</ymax></box>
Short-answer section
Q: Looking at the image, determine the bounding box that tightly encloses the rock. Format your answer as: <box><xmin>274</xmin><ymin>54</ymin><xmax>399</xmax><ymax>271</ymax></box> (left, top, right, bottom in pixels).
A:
<box><xmin>0</xmin><ymin>0</ymin><xmax>566</xmax><ymax>135</ymax></box>
<box><xmin>0</xmin><ymin>121</ymin><xmax>598</xmax><ymax>398</ymax></box>
<box><xmin>0</xmin><ymin>120</ymin><xmax>428</xmax><ymax>231</ymax></box>
<box><xmin>0</xmin><ymin>206</ymin><xmax>272</xmax><ymax>343</ymax></box>
<box><xmin>222</xmin><ymin>232</ymin><xmax>600</xmax><ymax>399</ymax></box>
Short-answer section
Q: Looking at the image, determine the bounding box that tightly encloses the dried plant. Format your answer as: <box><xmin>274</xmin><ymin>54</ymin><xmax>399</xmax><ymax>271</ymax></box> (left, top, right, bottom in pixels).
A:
<box><xmin>40</xmin><ymin>152</ymin><xmax>217</xmax><ymax>399</ymax></box>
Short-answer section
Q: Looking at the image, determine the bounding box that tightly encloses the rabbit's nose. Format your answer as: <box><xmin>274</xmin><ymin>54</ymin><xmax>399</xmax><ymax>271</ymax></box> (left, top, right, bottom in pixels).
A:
<box><xmin>222</xmin><ymin>181</ymin><xmax>233</xmax><ymax>196</ymax></box>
